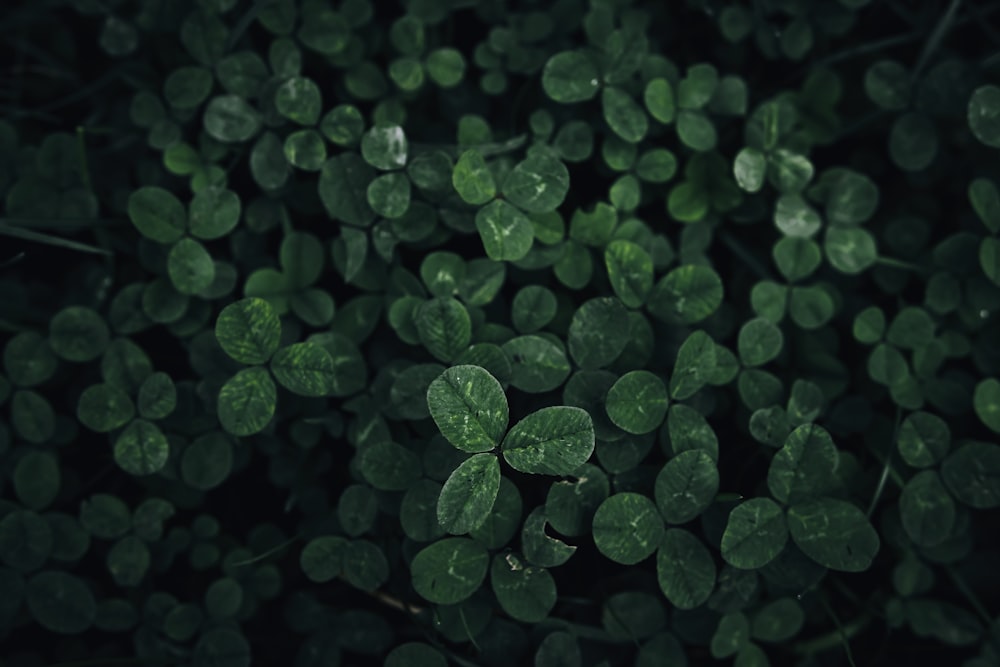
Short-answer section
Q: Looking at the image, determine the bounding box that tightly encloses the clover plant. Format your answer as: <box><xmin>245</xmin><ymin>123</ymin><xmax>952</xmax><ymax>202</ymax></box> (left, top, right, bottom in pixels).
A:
<box><xmin>2</xmin><ymin>0</ymin><xmax>1000</xmax><ymax>666</ymax></box>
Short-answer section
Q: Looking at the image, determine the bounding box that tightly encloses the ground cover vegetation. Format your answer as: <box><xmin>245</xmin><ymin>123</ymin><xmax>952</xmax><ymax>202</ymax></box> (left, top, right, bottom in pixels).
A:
<box><xmin>2</xmin><ymin>0</ymin><xmax>1000</xmax><ymax>665</ymax></box>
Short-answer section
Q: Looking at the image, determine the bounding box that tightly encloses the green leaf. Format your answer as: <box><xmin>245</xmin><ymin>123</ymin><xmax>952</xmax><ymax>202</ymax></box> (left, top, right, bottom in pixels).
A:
<box><xmin>425</xmin><ymin>47</ymin><xmax>466</xmax><ymax>88</ymax></box>
<box><xmin>410</xmin><ymin>537</ymin><xmax>489</xmax><ymax>605</ymax></box>
<box><xmin>969</xmin><ymin>177</ymin><xmax>1000</xmax><ymax>233</ymax></box>
<box><xmin>676</xmin><ymin>110</ymin><xmax>717</xmax><ymax>151</ymax></box>
<box><xmin>453</xmin><ymin>149</ymin><xmax>496</xmax><ymax>205</ymax></box>
<box><xmin>720</xmin><ymin>497</ymin><xmax>788</xmax><ymax>569</ymax></box>
<box><xmin>361</xmin><ymin>123</ymin><xmax>408</xmax><ymax>170</ymax></box>
<box><xmin>107</xmin><ymin>535</ymin><xmax>150</xmax><ymax>587</ymax></box>
<box><xmin>275</xmin><ymin>76</ymin><xmax>322</xmax><ymax>126</ymax></box>
<box><xmin>49</xmin><ymin>306</ymin><xmax>110</xmax><ymax>363</ymax></box>
<box><xmin>300</xmin><ymin>535</ymin><xmax>347</xmax><ymax>583</ymax></box>
<box><xmin>644</xmin><ymin>78</ymin><xmax>676</xmax><ymax>124</ymax></box>
<box><xmin>968</xmin><ymin>85</ymin><xmax>1000</xmax><ymax>148</ymax></box>
<box><xmin>475</xmin><ymin>200</ymin><xmax>534</xmax><ymax>261</ymax></box>
<box><xmin>168</xmin><ymin>237</ymin><xmax>215</xmax><ymax>295</ymax></box>
<box><xmin>386</xmin><ymin>643</ymin><xmax>447</xmax><ymax>667</ymax></box>
<box><xmin>501</xmin><ymin>152</ymin><xmax>570</xmax><ymax>214</ymax></box>
<box><xmin>670</xmin><ymin>330</ymin><xmax>717</xmax><ymax>400</ymax></box>
<box><xmin>678</xmin><ymin>63</ymin><xmax>718</xmax><ymax>109</ymax></box>
<box><xmin>490</xmin><ymin>552</ymin><xmax>557</xmax><ymax>623</ymax></box>
<box><xmin>77</xmin><ymin>383</ymin><xmax>135</xmax><ymax>433</ymax></box>
<box><xmin>738</xmin><ymin>317</ymin><xmax>784</xmax><ymax>367</ymax></box>
<box><xmin>593</xmin><ymin>492</ymin><xmax>664</xmax><ymax>565</ymax></box>
<box><xmin>217</xmin><ymin>367</ymin><xmax>277</xmax><ymax>436</ymax></box>
<box><xmin>668</xmin><ymin>404</ymin><xmax>719</xmax><ymax>460</ymax></box>
<box><xmin>188</xmin><ymin>186</ymin><xmax>240</xmax><ymax>240</ymax></box>
<box><xmin>181</xmin><ymin>433</ymin><xmax>234</xmax><ymax>491</ymax></box>
<box><xmin>284</xmin><ymin>129</ymin><xmax>328</xmax><ymax>171</ymax></box>
<box><xmin>864</xmin><ymin>60</ymin><xmax>910</xmax><ymax>110</ymax></box>
<box><xmin>734</xmin><ymin>147</ymin><xmax>766</xmax><ymax>193</ymax></box>
<box><xmin>437</xmin><ymin>454</ymin><xmax>501</xmax><ymax>534</ymax></box>
<box><xmin>824</xmin><ymin>169</ymin><xmax>879</xmax><ymax>226</ymax></box>
<box><xmin>787</xmin><ymin>498</ymin><xmax>880</xmax><ymax>572</ymax></box>
<box><xmin>545</xmin><ymin>463</ymin><xmax>609</xmax><ymax>537</ymax></box>
<box><xmin>710</xmin><ymin>612</ymin><xmax>750</xmax><ymax>659</ymax></box>
<box><xmin>940</xmin><ymin>442</ymin><xmax>1000</xmax><ymax>509</ymax></box>
<box><xmin>280</xmin><ymin>231</ymin><xmax>325</xmax><ymax>289</ymax></box>
<box><xmin>471</xmin><ymin>477</ymin><xmax>522</xmax><ymax>549</ymax></box>
<box><xmin>318</xmin><ymin>153</ymin><xmax>376</xmax><ymax>226</ymax></box>
<box><xmin>4</xmin><ymin>332</ymin><xmax>58</xmax><ymax>387</ymax></box>
<box><xmin>604</xmin><ymin>240</ymin><xmax>654</xmax><ymax>308</ymax></box>
<box><xmin>113</xmin><ymin>419</ymin><xmax>169</xmax><ymax>476</ymax></box>
<box><xmin>767</xmin><ymin>149</ymin><xmax>814</xmax><ymax>193</ymax></box>
<box><xmin>502</xmin><ymin>406</ymin><xmax>595</xmax><ymax>476</ymax></box>
<box><xmin>359</xmin><ymin>441</ymin><xmax>422</xmax><ymax>491</ymax></box>
<box><xmin>542</xmin><ymin>51</ymin><xmax>600</xmax><ymax>104</ymax></box>
<box><xmin>14</xmin><ymin>451</ymin><xmax>60</xmax><ymax>511</ymax></box>
<box><xmin>752</xmin><ymin>597</ymin><xmax>805</xmax><ymax>643</ymax></box>
<box><xmin>11</xmin><ymin>390</ymin><xmax>55</xmax><ymax>444</ymax></box>
<box><xmin>824</xmin><ymin>226</ymin><xmax>878</xmax><ymax>274</ymax></box>
<box><xmin>215</xmin><ymin>297</ymin><xmax>281</xmax><ymax>365</ymax></box>
<box><xmin>26</xmin><ymin>571</ymin><xmax>96</xmax><ymax>634</ymax></box>
<box><xmin>501</xmin><ymin>335</ymin><xmax>571</xmax><ymax>393</ymax></box>
<box><xmin>426</xmin><ymin>364</ymin><xmax>509</xmax><ymax>453</ymax></box>
<box><xmin>635</xmin><ymin>148</ymin><xmax>677</xmax><ymax>183</ymax></box>
<box><xmin>889</xmin><ymin>112</ymin><xmax>938</xmax><ymax>171</ymax></box>
<box><xmin>897</xmin><ymin>411</ymin><xmax>950</xmax><ymax>468</ymax></box>
<box><xmin>567</xmin><ymin>297</ymin><xmax>629</xmax><ymax>369</ymax></box>
<box><xmin>981</xmin><ymin>237</ymin><xmax>1000</xmax><ymax>285</ymax></box>
<box><xmin>602</xmin><ymin>86</ymin><xmax>648</xmax><ymax>143</ymax></box>
<box><xmin>269</xmin><ymin>342</ymin><xmax>335</xmax><ymax>397</ymax></box>
<box><xmin>656</xmin><ymin>528</ymin><xmax>716</xmax><ymax>609</ymax></box>
<box><xmin>899</xmin><ymin>470</ymin><xmax>955</xmax><ymax>548</ymax></box>
<box><xmin>648</xmin><ymin>264</ymin><xmax>724</xmax><ymax>325</ymax></box>
<box><xmin>0</xmin><ymin>509</ymin><xmax>53</xmax><ymax>570</ymax></box>
<box><xmin>366</xmin><ymin>172</ymin><xmax>411</xmax><ymax>218</ymax></box>
<box><xmin>974</xmin><ymin>378</ymin><xmax>1000</xmax><ymax>434</ymax></box>
<box><xmin>655</xmin><ymin>450</ymin><xmax>719</xmax><ymax>524</ymax></box>
<box><xmin>127</xmin><ymin>186</ymin><xmax>186</xmax><ymax>243</ymax></box>
<box><xmin>511</xmin><ymin>286</ymin><xmax>557</xmax><ymax>333</ymax></box>
<box><xmin>415</xmin><ymin>297</ymin><xmax>472</xmax><ymax>363</ymax></box>
<box><xmin>569</xmin><ymin>202</ymin><xmax>617</xmax><ymax>247</ymax></box>
<box><xmin>203</xmin><ymin>94</ymin><xmax>262</xmax><ymax>143</ymax></box>
<box><xmin>767</xmin><ymin>424</ymin><xmax>840</xmax><ymax>504</ymax></box>
<box><xmin>606</xmin><ymin>370</ymin><xmax>668</xmax><ymax>435</ymax></box>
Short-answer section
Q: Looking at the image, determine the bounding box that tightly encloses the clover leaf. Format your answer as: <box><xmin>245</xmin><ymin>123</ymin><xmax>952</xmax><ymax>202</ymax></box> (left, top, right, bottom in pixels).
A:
<box><xmin>501</xmin><ymin>406</ymin><xmax>595</xmax><ymax>476</ymax></box>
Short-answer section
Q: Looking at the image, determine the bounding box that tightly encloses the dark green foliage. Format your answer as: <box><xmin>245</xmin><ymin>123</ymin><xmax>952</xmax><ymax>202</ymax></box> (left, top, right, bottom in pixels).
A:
<box><xmin>3</xmin><ymin>1</ymin><xmax>1000</xmax><ymax>666</ymax></box>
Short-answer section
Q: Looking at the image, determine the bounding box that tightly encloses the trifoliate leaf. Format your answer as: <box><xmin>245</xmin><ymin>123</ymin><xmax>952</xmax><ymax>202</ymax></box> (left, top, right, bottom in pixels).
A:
<box><xmin>437</xmin><ymin>454</ymin><xmax>501</xmax><ymax>534</ymax></box>
<box><xmin>501</xmin><ymin>406</ymin><xmax>594</xmax><ymax>476</ymax></box>
<box><xmin>427</xmin><ymin>364</ymin><xmax>509</xmax><ymax>453</ymax></box>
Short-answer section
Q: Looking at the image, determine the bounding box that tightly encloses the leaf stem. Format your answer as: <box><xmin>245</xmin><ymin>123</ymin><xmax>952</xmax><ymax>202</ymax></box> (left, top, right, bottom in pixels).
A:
<box><xmin>867</xmin><ymin>407</ymin><xmax>904</xmax><ymax>518</ymax></box>
<box><xmin>945</xmin><ymin>565</ymin><xmax>993</xmax><ymax>624</ymax></box>
<box><xmin>230</xmin><ymin>531</ymin><xmax>303</xmax><ymax>567</ymax></box>
<box><xmin>717</xmin><ymin>229</ymin><xmax>773</xmax><ymax>281</ymax></box>
<box><xmin>792</xmin><ymin>611</ymin><xmax>872</xmax><ymax>659</ymax></box>
<box><xmin>912</xmin><ymin>0</ymin><xmax>962</xmax><ymax>79</ymax></box>
<box><xmin>875</xmin><ymin>256</ymin><xmax>925</xmax><ymax>274</ymax></box>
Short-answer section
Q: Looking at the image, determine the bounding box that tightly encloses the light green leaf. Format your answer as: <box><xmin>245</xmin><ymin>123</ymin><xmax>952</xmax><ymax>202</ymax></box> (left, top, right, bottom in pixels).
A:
<box><xmin>734</xmin><ymin>147</ymin><xmax>766</xmax><ymax>193</ymax></box>
<box><xmin>720</xmin><ymin>497</ymin><xmax>788</xmax><ymax>569</ymax></box>
<box><xmin>269</xmin><ymin>342</ymin><xmax>335</xmax><ymax>397</ymax></box>
<box><xmin>542</xmin><ymin>51</ymin><xmax>600</xmax><ymax>104</ymax></box>
<box><xmin>501</xmin><ymin>152</ymin><xmax>570</xmax><ymax>214</ymax></box>
<box><xmin>127</xmin><ymin>186</ymin><xmax>186</xmax><ymax>243</ymax></box>
<box><xmin>217</xmin><ymin>367</ymin><xmax>277</xmax><ymax>436</ymax></box>
<box><xmin>427</xmin><ymin>364</ymin><xmax>509</xmax><ymax>453</ymax></box>
<box><xmin>602</xmin><ymin>86</ymin><xmax>648</xmax><ymax>143</ymax></box>
<box><xmin>656</xmin><ymin>528</ymin><xmax>716</xmax><ymax>609</ymax></box>
<box><xmin>787</xmin><ymin>497</ymin><xmax>880</xmax><ymax>572</ymax></box>
<box><xmin>502</xmin><ymin>406</ymin><xmax>595</xmax><ymax>476</ymax></box>
<box><xmin>738</xmin><ymin>317</ymin><xmax>784</xmax><ymax>367</ymax></box>
<box><xmin>968</xmin><ymin>85</ymin><xmax>1000</xmax><ymax>148</ymax></box>
<box><xmin>167</xmin><ymin>238</ymin><xmax>215</xmax><ymax>295</ymax></box>
<box><xmin>475</xmin><ymin>200</ymin><xmax>534</xmax><ymax>261</ymax></box>
<box><xmin>604</xmin><ymin>240</ymin><xmax>654</xmax><ymax>308</ymax></box>
<box><xmin>592</xmin><ymin>492</ymin><xmax>664</xmax><ymax>565</ymax></box>
<box><xmin>361</xmin><ymin>123</ymin><xmax>408</xmax><ymax>170</ymax></box>
<box><xmin>188</xmin><ymin>186</ymin><xmax>240</xmax><ymax>240</ymax></box>
<box><xmin>606</xmin><ymin>370</ymin><xmax>668</xmax><ymax>435</ymax></box>
<box><xmin>203</xmin><ymin>94</ymin><xmax>262</xmax><ymax>143</ymax></box>
<box><xmin>410</xmin><ymin>537</ymin><xmax>489</xmax><ymax>605</ymax></box>
<box><xmin>644</xmin><ymin>78</ymin><xmax>676</xmax><ymax>124</ymax></box>
<box><xmin>452</xmin><ymin>149</ymin><xmax>496</xmax><ymax>205</ymax></box>
<box><xmin>768</xmin><ymin>424</ymin><xmax>840</xmax><ymax>504</ymax></box>
<box><xmin>648</xmin><ymin>264</ymin><xmax>724</xmax><ymax>325</ymax></box>
<box><xmin>215</xmin><ymin>297</ymin><xmax>281</xmax><ymax>365</ymax></box>
<box><xmin>275</xmin><ymin>75</ymin><xmax>322</xmax><ymax>126</ymax></box>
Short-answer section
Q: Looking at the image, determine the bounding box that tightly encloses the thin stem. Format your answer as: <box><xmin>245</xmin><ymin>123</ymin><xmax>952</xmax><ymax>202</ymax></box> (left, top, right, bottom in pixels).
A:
<box><xmin>717</xmin><ymin>230</ymin><xmax>773</xmax><ymax>281</ymax></box>
<box><xmin>230</xmin><ymin>532</ymin><xmax>303</xmax><ymax>567</ymax></box>
<box><xmin>913</xmin><ymin>0</ymin><xmax>962</xmax><ymax>79</ymax></box>
<box><xmin>945</xmin><ymin>566</ymin><xmax>993</xmax><ymax>624</ymax></box>
<box><xmin>0</xmin><ymin>223</ymin><xmax>111</xmax><ymax>256</ymax></box>
<box><xmin>792</xmin><ymin>612</ymin><xmax>872</xmax><ymax>658</ymax></box>
<box><xmin>868</xmin><ymin>407</ymin><xmax>903</xmax><ymax>518</ymax></box>
<box><xmin>815</xmin><ymin>592</ymin><xmax>860</xmax><ymax>667</ymax></box>
<box><xmin>76</xmin><ymin>126</ymin><xmax>92</xmax><ymax>193</ymax></box>
<box><xmin>875</xmin><ymin>256</ymin><xmax>926</xmax><ymax>274</ymax></box>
